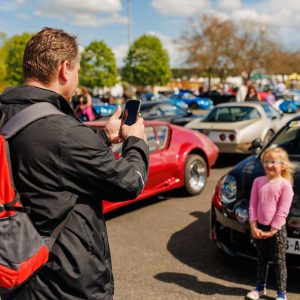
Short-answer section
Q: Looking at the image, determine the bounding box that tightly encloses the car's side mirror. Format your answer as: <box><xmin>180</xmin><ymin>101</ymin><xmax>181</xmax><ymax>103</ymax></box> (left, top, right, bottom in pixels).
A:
<box><xmin>251</xmin><ymin>138</ymin><xmax>263</xmax><ymax>155</ymax></box>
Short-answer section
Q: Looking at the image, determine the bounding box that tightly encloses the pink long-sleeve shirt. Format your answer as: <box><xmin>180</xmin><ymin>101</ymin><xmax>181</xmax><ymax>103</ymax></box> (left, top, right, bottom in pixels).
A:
<box><xmin>249</xmin><ymin>176</ymin><xmax>294</xmax><ymax>230</ymax></box>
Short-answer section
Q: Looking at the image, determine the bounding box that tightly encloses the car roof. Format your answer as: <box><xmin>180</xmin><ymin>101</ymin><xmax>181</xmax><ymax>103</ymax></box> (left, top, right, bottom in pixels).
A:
<box><xmin>215</xmin><ymin>101</ymin><xmax>268</xmax><ymax>109</ymax></box>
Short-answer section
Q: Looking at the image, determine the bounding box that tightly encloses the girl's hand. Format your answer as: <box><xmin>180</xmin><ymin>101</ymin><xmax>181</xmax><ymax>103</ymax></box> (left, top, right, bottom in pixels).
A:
<box><xmin>261</xmin><ymin>228</ymin><xmax>278</xmax><ymax>239</ymax></box>
<box><xmin>251</xmin><ymin>227</ymin><xmax>263</xmax><ymax>239</ymax></box>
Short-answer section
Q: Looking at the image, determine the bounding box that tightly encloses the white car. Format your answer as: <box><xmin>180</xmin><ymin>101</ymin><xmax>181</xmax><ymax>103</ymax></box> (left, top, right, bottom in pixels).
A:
<box><xmin>185</xmin><ymin>102</ymin><xmax>289</xmax><ymax>154</ymax></box>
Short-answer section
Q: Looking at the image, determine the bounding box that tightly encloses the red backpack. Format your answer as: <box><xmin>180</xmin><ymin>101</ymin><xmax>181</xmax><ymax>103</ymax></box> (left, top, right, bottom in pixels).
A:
<box><xmin>0</xmin><ymin>102</ymin><xmax>66</xmax><ymax>294</ymax></box>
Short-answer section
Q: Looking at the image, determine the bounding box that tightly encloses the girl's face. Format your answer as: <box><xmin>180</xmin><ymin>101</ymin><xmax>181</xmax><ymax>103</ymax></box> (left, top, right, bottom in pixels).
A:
<box><xmin>262</xmin><ymin>153</ymin><xmax>283</xmax><ymax>179</ymax></box>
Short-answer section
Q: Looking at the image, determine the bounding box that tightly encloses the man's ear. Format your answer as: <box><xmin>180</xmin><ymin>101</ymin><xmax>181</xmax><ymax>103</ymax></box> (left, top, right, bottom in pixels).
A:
<box><xmin>59</xmin><ymin>60</ymin><xmax>69</xmax><ymax>83</ymax></box>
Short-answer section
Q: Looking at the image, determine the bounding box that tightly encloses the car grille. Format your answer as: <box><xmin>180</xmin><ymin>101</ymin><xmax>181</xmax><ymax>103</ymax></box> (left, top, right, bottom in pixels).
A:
<box><xmin>215</xmin><ymin>221</ymin><xmax>256</xmax><ymax>257</ymax></box>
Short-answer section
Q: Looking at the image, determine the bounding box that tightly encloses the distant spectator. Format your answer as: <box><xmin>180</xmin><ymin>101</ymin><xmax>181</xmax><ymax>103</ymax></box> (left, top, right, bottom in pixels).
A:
<box><xmin>245</xmin><ymin>85</ymin><xmax>261</xmax><ymax>101</ymax></box>
<box><xmin>265</xmin><ymin>89</ymin><xmax>276</xmax><ymax>106</ymax></box>
<box><xmin>236</xmin><ymin>82</ymin><xmax>248</xmax><ymax>102</ymax></box>
<box><xmin>76</xmin><ymin>87</ymin><xmax>96</xmax><ymax>121</ymax></box>
<box><xmin>275</xmin><ymin>81</ymin><xmax>286</xmax><ymax>95</ymax></box>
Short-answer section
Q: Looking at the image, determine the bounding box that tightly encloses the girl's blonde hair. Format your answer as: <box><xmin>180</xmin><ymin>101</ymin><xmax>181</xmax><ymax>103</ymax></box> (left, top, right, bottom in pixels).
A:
<box><xmin>261</xmin><ymin>147</ymin><xmax>295</xmax><ymax>184</ymax></box>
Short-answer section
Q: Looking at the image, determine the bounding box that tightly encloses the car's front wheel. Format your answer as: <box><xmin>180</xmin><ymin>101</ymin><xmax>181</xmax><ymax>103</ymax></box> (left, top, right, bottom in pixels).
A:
<box><xmin>183</xmin><ymin>154</ymin><xmax>207</xmax><ymax>195</ymax></box>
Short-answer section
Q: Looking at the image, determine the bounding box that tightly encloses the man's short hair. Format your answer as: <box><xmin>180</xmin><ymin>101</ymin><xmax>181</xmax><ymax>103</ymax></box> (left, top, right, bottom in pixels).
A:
<box><xmin>23</xmin><ymin>27</ymin><xmax>79</xmax><ymax>84</ymax></box>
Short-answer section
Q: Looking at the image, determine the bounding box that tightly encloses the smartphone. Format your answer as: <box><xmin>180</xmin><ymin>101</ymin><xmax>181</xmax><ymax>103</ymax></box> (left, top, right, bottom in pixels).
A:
<box><xmin>122</xmin><ymin>99</ymin><xmax>141</xmax><ymax>125</ymax></box>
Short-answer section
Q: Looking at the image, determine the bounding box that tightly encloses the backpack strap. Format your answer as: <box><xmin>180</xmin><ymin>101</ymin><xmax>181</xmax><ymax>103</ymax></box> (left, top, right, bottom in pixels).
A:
<box><xmin>0</xmin><ymin>102</ymin><xmax>65</xmax><ymax>214</ymax></box>
<box><xmin>1</xmin><ymin>102</ymin><xmax>75</xmax><ymax>243</ymax></box>
<box><xmin>1</xmin><ymin>102</ymin><xmax>65</xmax><ymax>139</ymax></box>
<box><xmin>0</xmin><ymin>111</ymin><xmax>5</xmax><ymax>128</ymax></box>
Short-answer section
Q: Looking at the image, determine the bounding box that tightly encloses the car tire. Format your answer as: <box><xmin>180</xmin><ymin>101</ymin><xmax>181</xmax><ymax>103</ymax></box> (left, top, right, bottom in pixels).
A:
<box><xmin>263</xmin><ymin>130</ymin><xmax>274</xmax><ymax>145</ymax></box>
<box><xmin>183</xmin><ymin>154</ymin><xmax>207</xmax><ymax>195</ymax></box>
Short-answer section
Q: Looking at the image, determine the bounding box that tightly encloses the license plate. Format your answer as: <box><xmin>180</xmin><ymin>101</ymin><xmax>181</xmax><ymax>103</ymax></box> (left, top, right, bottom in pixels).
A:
<box><xmin>286</xmin><ymin>238</ymin><xmax>300</xmax><ymax>254</ymax></box>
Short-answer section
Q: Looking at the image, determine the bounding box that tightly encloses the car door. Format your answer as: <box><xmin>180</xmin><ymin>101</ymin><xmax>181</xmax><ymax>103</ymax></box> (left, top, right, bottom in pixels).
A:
<box><xmin>155</xmin><ymin>125</ymin><xmax>178</xmax><ymax>185</ymax></box>
<box><xmin>142</xmin><ymin>125</ymin><xmax>166</xmax><ymax>194</ymax></box>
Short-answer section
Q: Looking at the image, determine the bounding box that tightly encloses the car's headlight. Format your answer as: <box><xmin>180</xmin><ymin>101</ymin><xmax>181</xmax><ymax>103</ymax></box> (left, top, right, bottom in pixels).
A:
<box><xmin>221</xmin><ymin>175</ymin><xmax>237</xmax><ymax>204</ymax></box>
<box><xmin>235</xmin><ymin>206</ymin><xmax>249</xmax><ymax>223</ymax></box>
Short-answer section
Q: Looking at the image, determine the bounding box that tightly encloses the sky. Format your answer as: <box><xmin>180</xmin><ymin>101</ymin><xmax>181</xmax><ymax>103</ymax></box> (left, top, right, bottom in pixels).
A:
<box><xmin>1</xmin><ymin>0</ymin><xmax>300</xmax><ymax>67</ymax></box>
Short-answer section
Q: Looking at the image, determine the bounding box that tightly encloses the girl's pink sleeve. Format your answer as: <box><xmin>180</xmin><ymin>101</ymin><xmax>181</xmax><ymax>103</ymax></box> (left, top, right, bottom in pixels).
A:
<box><xmin>271</xmin><ymin>182</ymin><xmax>294</xmax><ymax>230</ymax></box>
<box><xmin>249</xmin><ymin>178</ymin><xmax>259</xmax><ymax>222</ymax></box>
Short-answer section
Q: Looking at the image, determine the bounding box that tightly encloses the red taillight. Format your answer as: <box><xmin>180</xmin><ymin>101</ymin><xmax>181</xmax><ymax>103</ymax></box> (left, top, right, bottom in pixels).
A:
<box><xmin>229</xmin><ymin>133</ymin><xmax>235</xmax><ymax>141</ymax></box>
<box><xmin>219</xmin><ymin>133</ymin><xmax>226</xmax><ymax>141</ymax></box>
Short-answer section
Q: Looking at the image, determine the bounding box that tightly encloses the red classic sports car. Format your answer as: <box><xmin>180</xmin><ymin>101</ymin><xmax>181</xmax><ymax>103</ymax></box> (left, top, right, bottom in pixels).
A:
<box><xmin>86</xmin><ymin>120</ymin><xmax>219</xmax><ymax>213</ymax></box>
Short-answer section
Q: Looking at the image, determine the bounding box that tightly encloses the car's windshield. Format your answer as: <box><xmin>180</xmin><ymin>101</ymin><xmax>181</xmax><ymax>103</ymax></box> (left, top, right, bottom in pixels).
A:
<box><xmin>267</xmin><ymin>120</ymin><xmax>300</xmax><ymax>160</ymax></box>
<box><xmin>202</xmin><ymin>106</ymin><xmax>260</xmax><ymax>122</ymax></box>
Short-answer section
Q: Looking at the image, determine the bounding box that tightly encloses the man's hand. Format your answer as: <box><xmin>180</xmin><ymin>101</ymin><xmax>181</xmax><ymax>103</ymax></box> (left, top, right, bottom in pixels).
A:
<box><xmin>120</xmin><ymin>117</ymin><xmax>148</xmax><ymax>144</ymax></box>
<box><xmin>104</xmin><ymin>106</ymin><xmax>123</xmax><ymax>144</ymax></box>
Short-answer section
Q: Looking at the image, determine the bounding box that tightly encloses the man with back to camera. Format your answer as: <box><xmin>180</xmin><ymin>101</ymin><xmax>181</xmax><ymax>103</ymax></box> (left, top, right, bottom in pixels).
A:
<box><xmin>0</xmin><ymin>27</ymin><xmax>149</xmax><ymax>300</ymax></box>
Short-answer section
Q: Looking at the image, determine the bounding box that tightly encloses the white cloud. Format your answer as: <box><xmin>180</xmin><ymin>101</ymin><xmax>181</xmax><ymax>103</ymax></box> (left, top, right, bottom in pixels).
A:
<box><xmin>151</xmin><ymin>0</ymin><xmax>211</xmax><ymax>17</ymax></box>
<box><xmin>217</xmin><ymin>0</ymin><xmax>242</xmax><ymax>11</ymax></box>
<box><xmin>35</xmin><ymin>0</ymin><xmax>127</xmax><ymax>28</ymax></box>
<box><xmin>231</xmin><ymin>8</ymin><xmax>273</xmax><ymax>24</ymax></box>
<box><xmin>258</xmin><ymin>0</ymin><xmax>300</xmax><ymax>28</ymax></box>
<box><xmin>37</xmin><ymin>0</ymin><xmax>121</xmax><ymax>15</ymax></box>
<box><xmin>71</xmin><ymin>13</ymin><xmax>128</xmax><ymax>27</ymax></box>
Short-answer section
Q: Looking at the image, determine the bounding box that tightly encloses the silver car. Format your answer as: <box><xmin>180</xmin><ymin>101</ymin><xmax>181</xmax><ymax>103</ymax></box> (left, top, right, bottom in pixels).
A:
<box><xmin>185</xmin><ymin>102</ymin><xmax>292</xmax><ymax>154</ymax></box>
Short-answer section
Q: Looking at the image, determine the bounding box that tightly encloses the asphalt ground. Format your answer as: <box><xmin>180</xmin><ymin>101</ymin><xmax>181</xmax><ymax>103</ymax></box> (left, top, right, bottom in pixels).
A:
<box><xmin>106</xmin><ymin>154</ymin><xmax>300</xmax><ymax>300</ymax></box>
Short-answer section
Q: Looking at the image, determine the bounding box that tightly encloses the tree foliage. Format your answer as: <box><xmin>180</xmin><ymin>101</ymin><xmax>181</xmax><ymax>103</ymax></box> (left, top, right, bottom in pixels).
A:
<box><xmin>4</xmin><ymin>32</ymin><xmax>33</xmax><ymax>86</ymax></box>
<box><xmin>122</xmin><ymin>34</ymin><xmax>172</xmax><ymax>87</ymax></box>
<box><xmin>180</xmin><ymin>15</ymin><xmax>237</xmax><ymax>83</ymax></box>
<box><xmin>80</xmin><ymin>41</ymin><xmax>118</xmax><ymax>88</ymax></box>
<box><xmin>233</xmin><ymin>21</ymin><xmax>277</xmax><ymax>79</ymax></box>
<box><xmin>180</xmin><ymin>14</ymin><xmax>286</xmax><ymax>84</ymax></box>
<box><xmin>0</xmin><ymin>32</ymin><xmax>7</xmax><ymax>89</ymax></box>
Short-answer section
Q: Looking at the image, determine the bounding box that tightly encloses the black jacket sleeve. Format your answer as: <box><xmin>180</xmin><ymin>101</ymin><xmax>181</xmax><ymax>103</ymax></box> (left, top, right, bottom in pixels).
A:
<box><xmin>59</xmin><ymin>123</ymin><xmax>149</xmax><ymax>201</ymax></box>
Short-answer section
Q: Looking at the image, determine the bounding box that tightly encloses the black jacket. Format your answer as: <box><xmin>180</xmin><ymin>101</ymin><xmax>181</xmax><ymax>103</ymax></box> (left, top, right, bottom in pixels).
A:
<box><xmin>0</xmin><ymin>86</ymin><xmax>149</xmax><ymax>300</ymax></box>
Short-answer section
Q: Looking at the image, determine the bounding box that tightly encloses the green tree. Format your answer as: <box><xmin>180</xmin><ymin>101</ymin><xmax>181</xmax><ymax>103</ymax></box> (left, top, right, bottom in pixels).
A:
<box><xmin>80</xmin><ymin>41</ymin><xmax>118</xmax><ymax>88</ymax></box>
<box><xmin>122</xmin><ymin>35</ymin><xmax>172</xmax><ymax>88</ymax></box>
<box><xmin>0</xmin><ymin>32</ymin><xmax>7</xmax><ymax>90</ymax></box>
<box><xmin>5</xmin><ymin>32</ymin><xmax>33</xmax><ymax>85</ymax></box>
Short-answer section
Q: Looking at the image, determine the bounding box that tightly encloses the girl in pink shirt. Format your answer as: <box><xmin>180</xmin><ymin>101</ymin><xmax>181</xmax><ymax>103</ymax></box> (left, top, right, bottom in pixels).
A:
<box><xmin>246</xmin><ymin>147</ymin><xmax>294</xmax><ymax>300</ymax></box>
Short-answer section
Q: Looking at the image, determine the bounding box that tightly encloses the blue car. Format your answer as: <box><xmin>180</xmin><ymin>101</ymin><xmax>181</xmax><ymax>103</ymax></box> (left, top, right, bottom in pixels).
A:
<box><xmin>170</xmin><ymin>91</ymin><xmax>213</xmax><ymax>110</ymax></box>
<box><xmin>141</xmin><ymin>93</ymin><xmax>189</xmax><ymax>110</ymax></box>
<box><xmin>278</xmin><ymin>99</ymin><xmax>297</xmax><ymax>114</ymax></box>
<box><xmin>92</xmin><ymin>97</ymin><xmax>117</xmax><ymax>117</ymax></box>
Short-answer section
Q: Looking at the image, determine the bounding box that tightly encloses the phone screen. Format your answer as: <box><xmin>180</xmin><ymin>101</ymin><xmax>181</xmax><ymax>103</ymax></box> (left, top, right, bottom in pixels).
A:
<box><xmin>122</xmin><ymin>100</ymin><xmax>141</xmax><ymax>125</ymax></box>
